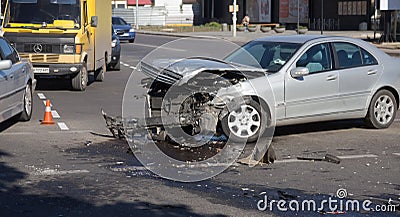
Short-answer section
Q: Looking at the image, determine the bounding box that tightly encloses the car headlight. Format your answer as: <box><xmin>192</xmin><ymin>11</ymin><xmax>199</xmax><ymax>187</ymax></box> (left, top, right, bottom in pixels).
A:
<box><xmin>129</xmin><ymin>28</ymin><xmax>135</xmax><ymax>33</ymax></box>
<box><xmin>63</xmin><ymin>45</ymin><xmax>74</xmax><ymax>54</ymax></box>
<box><xmin>112</xmin><ymin>39</ymin><xmax>117</xmax><ymax>48</ymax></box>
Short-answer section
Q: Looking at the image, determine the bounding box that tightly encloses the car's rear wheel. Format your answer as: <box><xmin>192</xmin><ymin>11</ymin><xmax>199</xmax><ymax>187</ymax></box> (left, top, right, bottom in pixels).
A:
<box><xmin>365</xmin><ymin>89</ymin><xmax>397</xmax><ymax>129</ymax></box>
<box><xmin>19</xmin><ymin>83</ymin><xmax>32</xmax><ymax>121</ymax></box>
<box><xmin>221</xmin><ymin>98</ymin><xmax>267</xmax><ymax>143</ymax></box>
<box><xmin>129</xmin><ymin>39</ymin><xmax>134</xmax><ymax>43</ymax></box>
<box><xmin>72</xmin><ymin>63</ymin><xmax>88</xmax><ymax>91</ymax></box>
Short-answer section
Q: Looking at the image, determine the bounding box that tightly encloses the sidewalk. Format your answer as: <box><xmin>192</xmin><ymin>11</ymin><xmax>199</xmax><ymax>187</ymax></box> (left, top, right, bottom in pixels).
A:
<box><xmin>137</xmin><ymin>29</ymin><xmax>400</xmax><ymax>56</ymax></box>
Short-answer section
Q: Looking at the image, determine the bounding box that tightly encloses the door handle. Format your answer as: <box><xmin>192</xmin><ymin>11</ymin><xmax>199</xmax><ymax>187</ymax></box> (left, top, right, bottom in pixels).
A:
<box><xmin>8</xmin><ymin>74</ymin><xmax>14</xmax><ymax>79</ymax></box>
<box><xmin>326</xmin><ymin>75</ymin><xmax>338</xmax><ymax>81</ymax></box>
<box><xmin>367</xmin><ymin>69</ymin><xmax>378</xmax><ymax>75</ymax></box>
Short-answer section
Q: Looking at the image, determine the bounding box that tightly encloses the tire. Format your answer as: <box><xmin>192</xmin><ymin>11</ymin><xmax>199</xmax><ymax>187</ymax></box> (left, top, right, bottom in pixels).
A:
<box><xmin>72</xmin><ymin>64</ymin><xmax>88</xmax><ymax>91</ymax></box>
<box><xmin>113</xmin><ymin>61</ymin><xmax>120</xmax><ymax>70</ymax></box>
<box><xmin>365</xmin><ymin>89</ymin><xmax>397</xmax><ymax>129</ymax></box>
<box><xmin>129</xmin><ymin>39</ymin><xmax>134</xmax><ymax>43</ymax></box>
<box><xmin>19</xmin><ymin>83</ymin><xmax>33</xmax><ymax>121</ymax></box>
<box><xmin>95</xmin><ymin>57</ymin><xmax>107</xmax><ymax>81</ymax></box>
<box><xmin>221</xmin><ymin>98</ymin><xmax>268</xmax><ymax>143</ymax></box>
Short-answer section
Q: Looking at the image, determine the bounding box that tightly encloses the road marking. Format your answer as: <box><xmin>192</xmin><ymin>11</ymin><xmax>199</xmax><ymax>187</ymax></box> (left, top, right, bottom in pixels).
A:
<box><xmin>34</xmin><ymin>169</ymin><xmax>89</xmax><ymax>176</ymax></box>
<box><xmin>130</xmin><ymin>66</ymin><xmax>137</xmax><ymax>70</ymax></box>
<box><xmin>393</xmin><ymin>153</ymin><xmax>400</xmax><ymax>156</ymax></box>
<box><xmin>338</xmin><ymin>154</ymin><xmax>378</xmax><ymax>159</ymax></box>
<box><xmin>275</xmin><ymin>154</ymin><xmax>379</xmax><ymax>164</ymax></box>
<box><xmin>123</xmin><ymin>63</ymin><xmax>129</xmax><ymax>67</ymax></box>
<box><xmin>51</xmin><ymin>110</ymin><xmax>60</xmax><ymax>119</ymax></box>
<box><xmin>57</xmin><ymin>122</ymin><xmax>69</xmax><ymax>131</ymax></box>
<box><xmin>37</xmin><ymin>93</ymin><xmax>46</xmax><ymax>100</ymax></box>
<box><xmin>134</xmin><ymin>43</ymin><xmax>186</xmax><ymax>52</ymax></box>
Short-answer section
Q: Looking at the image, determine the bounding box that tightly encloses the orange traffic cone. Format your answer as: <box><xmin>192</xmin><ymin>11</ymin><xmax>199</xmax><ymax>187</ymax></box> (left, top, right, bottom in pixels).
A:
<box><xmin>41</xmin><ymin>100</ymin><xmax>55</xmax><ymax>125</ymax></box>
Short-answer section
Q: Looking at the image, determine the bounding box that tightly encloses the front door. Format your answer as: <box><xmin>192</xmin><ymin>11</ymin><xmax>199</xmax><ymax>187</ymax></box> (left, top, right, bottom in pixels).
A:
<box><xmin>285</xmin><ymin>43</ymin><xmax>341</xmax><ymax>118</ymax></box>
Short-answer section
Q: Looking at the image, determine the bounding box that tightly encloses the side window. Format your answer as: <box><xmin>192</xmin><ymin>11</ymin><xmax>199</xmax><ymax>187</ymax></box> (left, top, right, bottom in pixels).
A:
<box><xmin>296</xmin><ymin>43</ymin><xmax>332</xmax><ymax>74</ymax></box>
<box><xmin>83</xmin><ymin>1</ymin><xmax>88</xmax><ymax>27</ymax></box>
<box><xmin>361</xmin><ymin>48</ymin><xmax>378</xmax><ymax>65</ymax></box>
<box><xmin>0</xmin><ymin>38</ymin><xmax>15</xmax><ymax>63</ymax></box>
<box><xmin>333</xmin><ymin>42</ymin><xmax>361</xmax><ymax>69</ymax></box>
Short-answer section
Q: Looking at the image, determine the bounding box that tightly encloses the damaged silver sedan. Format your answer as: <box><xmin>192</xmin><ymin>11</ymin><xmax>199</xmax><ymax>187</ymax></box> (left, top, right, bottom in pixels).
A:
<box><xmin>142</xmin><ymin>35</ymin><xmax>400</xmax><ymax>143</ymax></box>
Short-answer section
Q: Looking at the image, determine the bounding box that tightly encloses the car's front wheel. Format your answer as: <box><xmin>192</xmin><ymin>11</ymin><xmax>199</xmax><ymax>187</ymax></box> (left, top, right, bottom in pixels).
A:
<box><xmin>221</xmin><ymin>98</ymin><xmax>267</xmax><ymax>143</ymax></box>
<box><xmin>365</xmin><ymin>89</ymin><xmax>397</xmax><ymax>129</ymax></box>
<box><xmin>19</xmin><ymin>83</ymin><xmax>33</xmax><ymax>121</ymax></box>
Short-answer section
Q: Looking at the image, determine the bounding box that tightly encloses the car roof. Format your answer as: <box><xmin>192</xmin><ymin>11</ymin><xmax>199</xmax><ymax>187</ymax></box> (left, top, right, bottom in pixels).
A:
<box><xmin>252</xmin><ymin>35</ymin><xmax>361</xmax><ymax>44</ymax></box>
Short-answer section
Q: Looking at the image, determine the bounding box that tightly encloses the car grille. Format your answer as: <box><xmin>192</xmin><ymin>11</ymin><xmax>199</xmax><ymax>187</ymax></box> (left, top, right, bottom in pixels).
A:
<box><xmin>19</xmin><ymin>53</ymin><xmax>60</xmax><ymax>63</ymax></box>
<box><xmin>141</xmin><ymin>62</ymin><xmax>182</xmax><ymax>85</ymax></box>
<box><xmin>15</xmin><ymin>43</ymin><xmax>62</xmax><ymax>53</ymax></box>
<box><xmin>116</xmin><ymin>29</ymin><xmax>129</xmax><ymax>35</ymax></box>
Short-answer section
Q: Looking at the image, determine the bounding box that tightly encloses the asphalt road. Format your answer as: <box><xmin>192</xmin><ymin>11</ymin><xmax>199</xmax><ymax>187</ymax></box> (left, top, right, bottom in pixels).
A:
<box><xmin>0</xmin><ymin>34</ymin><xmax>399</xmax><ymax>217</ymax></box>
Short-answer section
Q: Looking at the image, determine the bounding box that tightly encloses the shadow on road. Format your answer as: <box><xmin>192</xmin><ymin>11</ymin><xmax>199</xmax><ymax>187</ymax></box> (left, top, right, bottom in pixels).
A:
<box><xmin>0</xmin><ymin>149</ymin><xmax>227</xmax><ymax>217</ymax></box>
<box><xmin>274</xmin><ymin>119</ymin><xmax>366</xmax><ymax>137</ymax></box>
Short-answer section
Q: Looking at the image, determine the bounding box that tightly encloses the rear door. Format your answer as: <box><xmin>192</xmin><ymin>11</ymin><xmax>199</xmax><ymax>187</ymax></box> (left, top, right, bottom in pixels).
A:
<box><xmin>332</xmin><ymin>42</ymin><xmax>382</xmax><ymax>112</ymax></box>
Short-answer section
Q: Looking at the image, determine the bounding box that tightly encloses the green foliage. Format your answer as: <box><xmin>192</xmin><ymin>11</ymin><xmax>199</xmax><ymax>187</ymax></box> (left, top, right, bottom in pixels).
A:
<box><xmin>204</xmin><ymin>22</ymin><xmax>222</xmax><ymax>28</ymax></box>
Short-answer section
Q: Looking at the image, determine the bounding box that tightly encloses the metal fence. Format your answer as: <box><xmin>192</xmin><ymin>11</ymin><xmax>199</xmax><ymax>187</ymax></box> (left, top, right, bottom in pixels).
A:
<box><xmin>112</xmin><ymin>4</ymin><xmax>201</xmax><ymax>26</ymax></box>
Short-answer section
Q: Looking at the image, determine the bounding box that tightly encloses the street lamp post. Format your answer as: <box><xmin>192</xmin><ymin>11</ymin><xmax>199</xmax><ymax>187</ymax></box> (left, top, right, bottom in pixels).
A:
<box><xmin>297</xmin><ymin>0</ymin><xmax>300</xmax><ymax>34</ymax></box>
<box><xmin>321</xmin><ymin>0</ymin><xmax>324</xmax><ymax>35</ymax></box>
<box><xmin>232</xmin><ymin>0</ymin><xmax>237</xmax><ymax>37</ymax></box>
<box><xmin>136</xmin><ymin>0</ymin><xmax>139</xmax><ymax>30</ymax></box>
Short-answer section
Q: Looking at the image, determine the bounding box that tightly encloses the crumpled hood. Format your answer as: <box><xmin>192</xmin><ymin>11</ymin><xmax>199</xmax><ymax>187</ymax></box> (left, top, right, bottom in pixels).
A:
<box><xmin>141</xmin><ymin>57</ymin><xmax>266</xmax><ymax>85</ymax></box>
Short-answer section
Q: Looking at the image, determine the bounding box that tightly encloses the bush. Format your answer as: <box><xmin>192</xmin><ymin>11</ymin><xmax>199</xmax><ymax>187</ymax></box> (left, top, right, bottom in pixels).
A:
<box><xmin>205</xmin><ymin>22</ymin><xmax>222</xmax><ymax>28</ymax></box>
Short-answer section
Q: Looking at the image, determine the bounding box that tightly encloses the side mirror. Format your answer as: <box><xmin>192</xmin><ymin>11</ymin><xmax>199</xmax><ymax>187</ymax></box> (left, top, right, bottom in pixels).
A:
<box><xmin>290</xmin><ymin>67</ymin><xmax>309</xmax><ymax>78</ymax></box>
<box><xmin>91</xmin><ymin>16</ymin><xmax>98</xmax><ymax>27</ymax></box>
<box><xmin>0</xmin><ymin>60</ymin><xmax>12</xmax><ymax>70</ymax></box>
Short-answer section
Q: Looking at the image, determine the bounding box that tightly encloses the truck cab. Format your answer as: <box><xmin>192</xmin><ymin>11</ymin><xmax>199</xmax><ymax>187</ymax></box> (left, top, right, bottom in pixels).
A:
<box><xmin>1</xmin><ymin>0</ymin><xmax>111</xmax><ymax>90</ymax></box>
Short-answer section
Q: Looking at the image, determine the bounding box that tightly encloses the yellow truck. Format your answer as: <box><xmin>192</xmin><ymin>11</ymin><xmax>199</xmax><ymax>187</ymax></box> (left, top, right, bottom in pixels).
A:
<box><xmin>1</xmin><ymin>0</ymin><xmax>111</xmax><ymax>91</ymax></box>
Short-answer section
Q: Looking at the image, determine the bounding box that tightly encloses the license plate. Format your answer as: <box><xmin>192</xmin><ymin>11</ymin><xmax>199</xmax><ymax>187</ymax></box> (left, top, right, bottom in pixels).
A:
<box><xmin>122</xmin><ymin>33</ymin><xmax>130</xmax><ymax>37</ymax></box>
<box><xmin>33</xmin><ymin>67</ymin><xmax>50</xmax><ymax>74</ymax></box>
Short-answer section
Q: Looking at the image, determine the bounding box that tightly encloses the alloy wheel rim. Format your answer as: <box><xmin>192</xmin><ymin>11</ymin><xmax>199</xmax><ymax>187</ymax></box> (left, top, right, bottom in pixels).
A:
<box><xmin>373</xmin><ymin>95</ymin><xmax>394</xmax><ymax>125</ymax></box>
<box><xmin>25</xmin><ymin>85</ymin><xmax>32</xmax><ymax>115</ymax></box>
<box><xmin>227</xmin><ymin>104</ymin><xmax>261</xmax><ymax>138</ymax></box>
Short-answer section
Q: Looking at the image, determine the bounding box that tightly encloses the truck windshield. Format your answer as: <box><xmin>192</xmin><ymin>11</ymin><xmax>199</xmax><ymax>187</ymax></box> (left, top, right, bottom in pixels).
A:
<box><xmin>6</xmin><ymin>0</ymin><xmax>80</xmax><ymax>28</ymax></box>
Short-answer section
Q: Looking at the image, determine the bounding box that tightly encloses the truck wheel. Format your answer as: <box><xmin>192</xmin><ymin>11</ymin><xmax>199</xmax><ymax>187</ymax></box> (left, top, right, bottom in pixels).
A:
<box><xmin>72</xmin><ymin>64</ymin><xmax>88</xmax><ymax>91</ymax></box>
<box><xmin>365</xmin><ymin>89</ymin><xmax>397</xmax><ymax>129</ymax></box>
<box><xmin>221</xmin><ymin>98</ymin><xmax>268</xmax><ymax>143</ymax></box>
<box><xmin>95</xmin><ymin>63</ymin><xmax>106</xmax><ymax>82</ymax></box>
<box><xmin>19</xmin><ymin>83</ymin><xmax>33</xmax><ymax>121</ymax></box>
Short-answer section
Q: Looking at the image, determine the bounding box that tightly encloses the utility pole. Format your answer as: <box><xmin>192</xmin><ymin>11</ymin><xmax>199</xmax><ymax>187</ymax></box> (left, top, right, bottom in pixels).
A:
<box><xmin>297</xmin><ymin>0</ymin><xmax>300</xmax><ymax>34</ymax></box>
<box><xmin>232</xmin><ymin>0</ymin><xmax>237</xmax><ymax>37</ymax></box>
<box><xmin>320</xmin><ymin>0</ymin><xmax>324</xmax><ymax>35</ymax></box>
<box><xmin>136</xmin><ymin>0</ymin><xmax>139</xmax><ymax>30</ymax></box>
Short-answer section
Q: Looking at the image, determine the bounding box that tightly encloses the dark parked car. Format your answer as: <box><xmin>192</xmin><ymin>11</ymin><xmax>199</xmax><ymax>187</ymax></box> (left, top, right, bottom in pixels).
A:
<box><xmin>112</xmin><ymin>16</ymin><xmax>135</xmax><ymax>43</ymax></box>
<box><xmin>0</xmin><ymin>36</ymin><xmax>36</xmax><ymax>124</ymax></box>
<box><xmin>108</xmin><ymin>26</ymin><xmax>121</xmax><ymax>70</ymax></box>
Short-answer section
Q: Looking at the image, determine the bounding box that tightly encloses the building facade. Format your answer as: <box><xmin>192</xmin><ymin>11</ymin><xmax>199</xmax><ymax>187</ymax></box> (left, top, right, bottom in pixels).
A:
<box><xmin>202</xmin><ymin>0</ymin><xmax>375</xmax><ymax>30</ymax></box>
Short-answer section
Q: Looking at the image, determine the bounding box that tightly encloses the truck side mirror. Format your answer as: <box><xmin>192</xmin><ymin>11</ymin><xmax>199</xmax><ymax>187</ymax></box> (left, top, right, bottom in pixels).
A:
<box><xmin>91</xmin><ymin>16</ymin><xmax>98</xmax><ymax>27</ymax></box>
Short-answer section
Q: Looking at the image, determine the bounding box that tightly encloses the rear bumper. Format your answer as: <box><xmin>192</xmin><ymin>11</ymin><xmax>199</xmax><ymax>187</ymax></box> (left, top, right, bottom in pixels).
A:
<box><xmin>32</xmin><ymin>63</ymin><xmax>83</xmax><ymax>77</ymax></box>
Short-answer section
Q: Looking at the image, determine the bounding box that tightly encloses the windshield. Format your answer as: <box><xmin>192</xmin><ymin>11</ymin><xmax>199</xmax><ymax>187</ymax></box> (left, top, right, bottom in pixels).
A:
<box><xmin>112</xmin><ymin>17</ymin><xmax>128</xmax><ymax>26</ymax></box>
<box><xmin>224</xmin><ymin>41</ymin><xmax>301</xmax><ymax>72</ymax></box>
<box><xmin>6</xmin><ymin>0</ymin><xmax>80</xmax><ymax>28</ymax></box>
